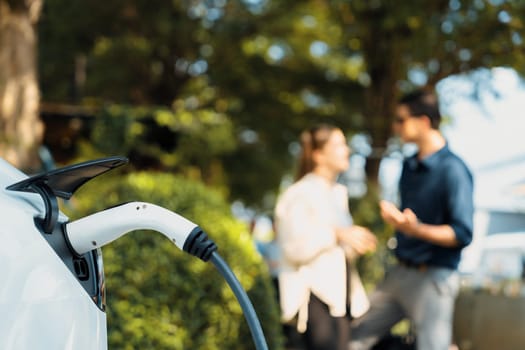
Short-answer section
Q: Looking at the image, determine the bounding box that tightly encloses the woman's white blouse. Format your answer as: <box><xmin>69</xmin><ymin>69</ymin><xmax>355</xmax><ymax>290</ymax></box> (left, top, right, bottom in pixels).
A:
<box><xmin>274</xmin><ymin>173</ymin><xmax>367</xmax><ymax>332</ymax></box>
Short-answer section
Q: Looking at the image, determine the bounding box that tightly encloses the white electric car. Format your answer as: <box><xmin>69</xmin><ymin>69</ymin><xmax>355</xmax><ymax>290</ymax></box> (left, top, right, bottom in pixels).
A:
<box><xmin>0</xmin><ymin>156</ymin><xmax>268</xmax><ymax>350</ymax></box>
<box><xmin>0</xmin><ymin>156</ymin><xmax>128</xmax><ymax>349</ymax></box>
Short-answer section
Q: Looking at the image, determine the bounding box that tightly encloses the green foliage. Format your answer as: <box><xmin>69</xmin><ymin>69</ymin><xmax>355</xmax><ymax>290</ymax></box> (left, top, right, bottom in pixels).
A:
<box><xmin>348</xmin><ymin>183</ymin><xmax>396</xmax><ymax>290</ymax></box>
<box><xmin>66</xmin><ymin>171</ymin><xmax>284</xmax><ymax>350</ymax></box>
<box><xmin>38</xmin><ymin>0</ymin><xmax>525</xmax><ymax>210</ymax></box>
<box><xmin>81</xmin><ymin>103</ymin><xmax>236</xmax><ymax>192</ymax></box>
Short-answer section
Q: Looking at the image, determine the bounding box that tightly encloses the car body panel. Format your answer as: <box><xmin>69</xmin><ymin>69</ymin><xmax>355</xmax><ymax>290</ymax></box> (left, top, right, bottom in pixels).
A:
<box><xmin>0</xmin><ymin>158</ymin><xmax>107</xmax><ymax>350</ymax></box>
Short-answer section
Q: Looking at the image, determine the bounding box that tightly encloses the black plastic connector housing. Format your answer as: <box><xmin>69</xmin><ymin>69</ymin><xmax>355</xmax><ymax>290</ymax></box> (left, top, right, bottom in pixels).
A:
<box><xmin>182</xmin><ymin>226</ymin><xmax>218</xmax><ymax>261</ymax></box>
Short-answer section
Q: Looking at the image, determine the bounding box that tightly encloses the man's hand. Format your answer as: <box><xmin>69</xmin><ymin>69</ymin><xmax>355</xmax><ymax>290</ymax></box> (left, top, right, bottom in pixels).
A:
<box><xmin>379</xmin><ymin>200</ymin><xmax>419</xmax><ymax>237</ymax></box>
<box><xmin>379</xmin><ymin>200</ymin><xmax>461</xmax><ymax>247</ymax></box>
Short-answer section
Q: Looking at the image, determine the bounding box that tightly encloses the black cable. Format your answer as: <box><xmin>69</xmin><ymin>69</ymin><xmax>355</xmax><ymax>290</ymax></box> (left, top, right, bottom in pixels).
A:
<box><xmin>210</xmin><ymin>251</ymin><xmax>269</xmax><ymax>350</ymax></box>
<box><xmin>183</xmin><ymin>228</ymin><xmax>268</xmax><ymax>349</ymax></box>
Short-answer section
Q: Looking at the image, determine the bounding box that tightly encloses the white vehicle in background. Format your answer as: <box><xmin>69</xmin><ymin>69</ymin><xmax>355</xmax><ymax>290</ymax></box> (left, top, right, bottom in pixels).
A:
<box><xmin>467</xmin><ymin>232</ymin><xmax>525</xmax><ymax>289</ymax></box>
<box><xmin>454</xmin><ymin>231</ymin><xmax>525</xmax><ymax>350</ymax></box>
<box><xmin>0</xmin><ymin>156</ymin><xmax>268</xmax><ymax>350</ymax></box>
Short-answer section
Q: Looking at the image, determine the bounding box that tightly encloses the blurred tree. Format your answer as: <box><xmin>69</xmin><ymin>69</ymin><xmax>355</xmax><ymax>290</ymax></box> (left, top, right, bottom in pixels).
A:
<box><xmin>0</xmin><ymin>0</ymin><xmax>44</xmax><ymax>171</ymax></box>
<box><xmin>332</xmin><ymin>0</ymin><xmax>525</xmax><ymax>176</ymax></box>
<box><xmin>36</xmin><ymin>0</ymin><xmax>525</xmax><ymax>209</ymax></box>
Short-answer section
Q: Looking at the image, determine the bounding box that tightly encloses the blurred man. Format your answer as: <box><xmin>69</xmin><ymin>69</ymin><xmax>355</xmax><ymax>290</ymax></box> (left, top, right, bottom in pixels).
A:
<box><xmin>350</xmin><ymin>89</ymin><xmax>474</xmax><ymax>350</ymax></box>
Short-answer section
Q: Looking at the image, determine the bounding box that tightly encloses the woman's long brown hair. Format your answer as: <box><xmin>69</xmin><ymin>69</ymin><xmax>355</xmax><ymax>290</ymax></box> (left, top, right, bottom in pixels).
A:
<box><xmin>295</xmin><ymin>124</ymin><xmax>338</xmax><ymax>181</ymax></box>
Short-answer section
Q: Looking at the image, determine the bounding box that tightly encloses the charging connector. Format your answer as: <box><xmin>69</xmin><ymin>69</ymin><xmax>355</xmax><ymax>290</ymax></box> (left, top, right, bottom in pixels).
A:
<box><xmin>65</xmin><ymin>202</ymin><xmax>199</xmax><ymax>255</ymax></box>
<box><xmin>64</xmin><ymin>201</ymin><xmax>268</xmax><ymax>350</ymax></box>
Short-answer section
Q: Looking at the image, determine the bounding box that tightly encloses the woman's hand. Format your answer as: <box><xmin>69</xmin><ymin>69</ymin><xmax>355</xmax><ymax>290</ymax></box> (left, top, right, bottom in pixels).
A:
<box><xmin>335</xmin><ymin>225</ymin><xmax>377</xmax><ymax>255</ymax></box>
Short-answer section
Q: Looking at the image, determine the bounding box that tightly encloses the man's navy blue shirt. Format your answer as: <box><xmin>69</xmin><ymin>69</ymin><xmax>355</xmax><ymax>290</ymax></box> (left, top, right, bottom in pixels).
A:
<box><xmin>395</xmin><ymin>144</ymin><xmax>474</xmax><ymax>269</ymax></box>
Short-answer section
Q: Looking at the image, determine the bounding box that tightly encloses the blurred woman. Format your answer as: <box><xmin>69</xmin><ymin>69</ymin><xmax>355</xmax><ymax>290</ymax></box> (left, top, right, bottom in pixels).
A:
<box><xmin>274</xmin><ymin>124</ymin><xmax>377</xmax><ymax>350</ymax></box>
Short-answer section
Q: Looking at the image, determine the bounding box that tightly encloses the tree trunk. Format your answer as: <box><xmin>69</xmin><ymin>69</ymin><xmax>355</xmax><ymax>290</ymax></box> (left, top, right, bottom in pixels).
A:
<box><xmin>362</xmin><ymin>74</ymin><xmax>398</xmax><ymax>183</ymax></box>
<box><xmin>0</xmin><ymin>0</ymin><xmax>43</xmax><ymax>172</ymax></box>
<box><xmin>361</xmin><ymin>23</ymin><xmax>402</xmax><ymax>184</ymax></box>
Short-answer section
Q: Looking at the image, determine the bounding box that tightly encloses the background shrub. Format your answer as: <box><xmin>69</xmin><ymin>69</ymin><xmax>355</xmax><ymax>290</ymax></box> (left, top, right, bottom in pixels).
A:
<box><xmin>66</xmin><ymin>171</ymin><xmax>284</xmax><ymax>350</ymax></box>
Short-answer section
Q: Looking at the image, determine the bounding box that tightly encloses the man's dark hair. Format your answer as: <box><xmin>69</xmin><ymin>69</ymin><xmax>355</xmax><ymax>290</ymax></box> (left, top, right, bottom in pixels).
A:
<box><xmin>398</xmin><ymin>89</ymin><xmax>441</xmax><ymax>129</ymax></box>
